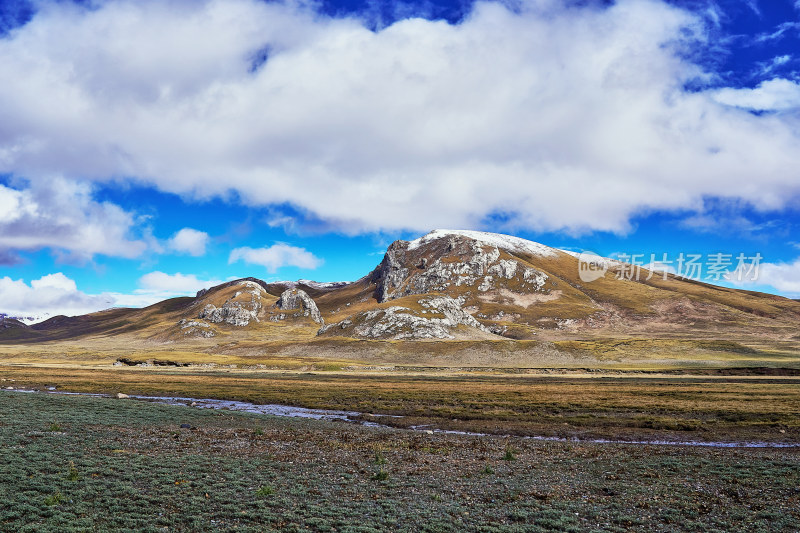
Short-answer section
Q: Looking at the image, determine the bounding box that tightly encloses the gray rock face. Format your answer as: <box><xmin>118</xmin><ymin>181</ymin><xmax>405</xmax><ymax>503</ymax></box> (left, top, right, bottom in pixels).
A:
<box><xmin>371</xmin><ymin>236</ymin><xmax>548</xmax><ymax>302</ymax></box>
<box><xmin>321</xmin><ymin>295</ymin><xmax>488</xmax><ymax>340</ymax></box>
<box><xmin>277</xmin><ymin>288</ymin><xmax>323</xmax><ymax>324</ymax></box>
<box><xmin>198</xmin><ymin>280</ymin><xmax>265</xmax><ymax>327</ymax></box>
<box><xmin>372</xmin><ymin>241</ymin><xmax>410</xmax><ymax>303</ymax></box>
<box><xmin>178</xmin><ymin>319</ymin><xmax>216</xmax><ymax>338</ymax></box>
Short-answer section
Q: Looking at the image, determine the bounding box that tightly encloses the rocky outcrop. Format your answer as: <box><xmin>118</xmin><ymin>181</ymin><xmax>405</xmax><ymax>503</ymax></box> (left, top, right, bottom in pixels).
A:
<box><xmin>372</xmin><ymin>241</ymin><xmax>411</xmax><ymax>302</ymax></box>
<box><xmin>371</xmin><ymin>233</ymin><xmax>549</xmax><ymax>302</ymax></box>
<box><xmin>275</xmin><ymin>288</ymin><xmax>323</xmax><ymax>324</ymax></box>
<box><xmin>319</xmin><ymin>295</ymin><xmax>489</xmax><ymax>340</ymax></box>
<box><xmin>178</xmin><ymin>319</ymin><xmax>216</xmax><ymax>337</ymax></box>
<box><xmin>197</xmin><ymin>280</ymin><xmax>265</xmax><ymax>327</ymax></box>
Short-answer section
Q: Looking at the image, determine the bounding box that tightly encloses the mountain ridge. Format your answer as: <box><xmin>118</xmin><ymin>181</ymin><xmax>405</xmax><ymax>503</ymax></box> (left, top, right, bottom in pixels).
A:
<box><xmin>2</xmin><ymin>230</ymin><xmax>799</xmax><ymax>353</ymax></box>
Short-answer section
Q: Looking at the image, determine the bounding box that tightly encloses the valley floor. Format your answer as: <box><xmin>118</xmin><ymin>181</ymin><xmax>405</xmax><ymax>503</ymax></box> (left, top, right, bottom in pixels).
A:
<box><xmin>2</xmin><ymin>365</ymin><xmax>799</xmax><ymax>444</ymax></box>
<box><xmin>1</xmin><ymin>390</ymin><xmax>799</xmax><ymax>532</ymax></box>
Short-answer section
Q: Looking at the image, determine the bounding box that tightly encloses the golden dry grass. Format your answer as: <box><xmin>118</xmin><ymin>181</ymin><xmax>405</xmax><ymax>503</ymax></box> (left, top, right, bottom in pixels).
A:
<box><xmin>2</xmin><ymin>365</ymin><xmax>799</xmax><ymax>443</ymax></box>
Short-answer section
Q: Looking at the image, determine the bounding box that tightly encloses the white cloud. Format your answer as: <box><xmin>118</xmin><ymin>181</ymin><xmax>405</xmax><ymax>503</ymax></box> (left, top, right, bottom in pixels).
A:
<box><xmin>229</xmin><ymin>244</ymin><xmax>322</xmax><ymax>272</ymax></box>
<box><xmin>31</xmin><ymin>272</ymin><xmax>78</xmax><ymax>292</ymax></box>
<box><xmin>167</xmin><ymin>228</ymin><xmax>209</xmax><ymax>256</ymax></box>
<box><xmin>0</xmin><ymin>273</ymin><xmax>115</xmax><ymax>319</ymax></box>
<box><xmin>0</xmin><ymin>178</ymin><xmax>147</xmax><ymax>260</ymax></box>
<box><xmin>138</xmin><ymin>271</ymin><xmax>222</xmax><ymax>293</ymax></box>
<box><xmin>711</xmin><ymin>78</ymin><xmax>800</xmax><ymax>111</ymax></box>
<box><xmin>1</xmin><ymin>0</ymin><xmax>800</xmax><ymax>234</ymax></box>
<box><xmin>727</xmin><ymin>257</ymin><xmax>800</xmax><ymax>297</ymax></box>
<box><xmin>0</xmin><ymin>270</ymin><xmax>228</xmax><ymax>321</ymax></box>
<box><xmin>119</xmin><ymin>271</ymin><xmax>225</xmax><ymax>307</ymax></box>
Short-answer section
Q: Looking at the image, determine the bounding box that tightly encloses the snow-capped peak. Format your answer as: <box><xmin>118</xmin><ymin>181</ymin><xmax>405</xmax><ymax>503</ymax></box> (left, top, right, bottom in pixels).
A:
<box><xmin>406</xmin><ymin>230</ymin><xmax>559</xmax><ymax>258</ymax></box>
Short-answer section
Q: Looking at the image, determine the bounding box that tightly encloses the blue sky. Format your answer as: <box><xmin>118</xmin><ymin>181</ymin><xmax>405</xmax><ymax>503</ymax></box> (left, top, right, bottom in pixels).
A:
<box><xmin>0</xmin><ymin>0</ymin><xmax>799</xmax><ymax>318</ymax></box>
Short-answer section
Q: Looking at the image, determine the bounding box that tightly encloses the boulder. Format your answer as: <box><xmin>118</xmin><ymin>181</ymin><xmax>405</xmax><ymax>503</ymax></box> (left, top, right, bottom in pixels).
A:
<box><xmin>277</xmin><ymin>288</ymin><xmax>323</xmax><ymax>324</ymax></box>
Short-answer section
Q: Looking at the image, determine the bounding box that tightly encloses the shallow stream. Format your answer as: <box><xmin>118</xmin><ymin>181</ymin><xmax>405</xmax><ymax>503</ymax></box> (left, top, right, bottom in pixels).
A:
<box><xmin>5</xmin><ymin>387</ymin><xmax>798</xmax><ymax>449</ymax></box>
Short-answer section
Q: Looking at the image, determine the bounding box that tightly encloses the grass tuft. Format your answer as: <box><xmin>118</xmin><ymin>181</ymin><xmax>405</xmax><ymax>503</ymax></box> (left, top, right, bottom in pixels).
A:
<box><xmin>66</xmin><ymin>460</ymin><xmax>80</xmax><ymax>481</ymax></box>
<box><xmin>43</xmin><ymin>492</ymin><xmax>63</xmax><ymax>506</ymax></box>
<box><xmin>372</xmin><ymin>469</ymin><xmax>389</xmax><ymax>481</ymax></box>
<box><xmin>255</xmin><ymin>485</ymin><xmax>275</xmax><ymax>497</ymax></box>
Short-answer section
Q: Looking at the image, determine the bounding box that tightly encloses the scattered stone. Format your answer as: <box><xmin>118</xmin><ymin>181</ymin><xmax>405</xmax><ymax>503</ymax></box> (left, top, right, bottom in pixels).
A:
<box><xmin>178</xmin><ymin>319</ymin><xmax>216</xmax><ymax>337</ymax></box>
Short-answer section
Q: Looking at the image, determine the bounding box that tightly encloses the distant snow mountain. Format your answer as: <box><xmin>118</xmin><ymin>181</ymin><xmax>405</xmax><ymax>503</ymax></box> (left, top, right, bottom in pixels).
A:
<box><xmin>0</xmin><ymin>312</ymin><xmax>54</xmax><ymax>325</ymax></box>
<box><xmin>296</xmin><ymin>280</ymin><xmax>352</xmax><ymax>290</ymax></box>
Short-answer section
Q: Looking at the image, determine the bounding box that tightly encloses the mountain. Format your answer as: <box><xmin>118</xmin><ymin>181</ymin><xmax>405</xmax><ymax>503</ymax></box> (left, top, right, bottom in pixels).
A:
<box><xmin>3</xmin><ymin>230</ymin><xmax>799</xmax><ymax>363</ymax></box>
<box><xmin>0</xmin><ymin>313</ymin><xmax>54</xmax><ymax>325</ymax></box>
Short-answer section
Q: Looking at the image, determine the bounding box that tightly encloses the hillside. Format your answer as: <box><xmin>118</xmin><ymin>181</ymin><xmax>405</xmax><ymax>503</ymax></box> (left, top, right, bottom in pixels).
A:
<box><xmin>2</xmin><ymin>230</ymin><xmax>799</xmax><ymax>368</ymax></box>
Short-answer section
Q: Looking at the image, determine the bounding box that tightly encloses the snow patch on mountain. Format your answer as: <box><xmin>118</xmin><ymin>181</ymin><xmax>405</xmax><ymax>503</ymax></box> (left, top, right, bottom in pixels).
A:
<box><xmin>407</xmin><ymin>230</ymin><xmax>558</xmax><ymax>258</ymax></box>
<box><xmin>4</xmin><ymin>312</ymin><xmax>54</xmax><ymax>325</ymax></box>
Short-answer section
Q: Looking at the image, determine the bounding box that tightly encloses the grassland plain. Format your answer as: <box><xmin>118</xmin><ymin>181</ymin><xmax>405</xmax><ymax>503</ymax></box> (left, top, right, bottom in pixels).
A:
<box><xmin>2</xmin><ymin>366</ymin><xmax>800</xmax><ymax>444</ymax></box>
<box><xmin>1</xmin><ymin>391</ymin><xmax>799</xmax><ymax>532</ymax></box>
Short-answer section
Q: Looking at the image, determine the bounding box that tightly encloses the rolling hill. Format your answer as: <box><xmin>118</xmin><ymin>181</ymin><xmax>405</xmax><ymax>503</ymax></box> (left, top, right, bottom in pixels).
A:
<box><xmin>2</xmin><ymin>230</ymin><xmax>799</xmax><ymax>368</ymax></box>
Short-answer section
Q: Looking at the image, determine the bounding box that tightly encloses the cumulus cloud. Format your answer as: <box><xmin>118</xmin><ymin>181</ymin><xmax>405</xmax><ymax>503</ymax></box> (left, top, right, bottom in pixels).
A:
<box><xmin>0</xmin><ymin>178</ymin><xmax>147</xmax><ymax>260</ymax></box>
<box><xmin>229</xmin><ymin>244</ymin><xmax>322</xmax><ymax>272</ymax></box>
<box><xmin>138</xmin><ymin>271</ymin><xmax>222</xmax><ymax>293</ymax></box>
<box><xmin>1</xmin><ymin>0</ymin><xmax>800</xmax><ymax>234</ymax></box>
<box><xmin>0</xmin><ymin>272</ymin><xmax>115</xmax><ymax>319</ymax></box>
<box><xmin>167</xmin><ymin>228</ymin><xmax>209</xmax><ymax>256</ymax></box>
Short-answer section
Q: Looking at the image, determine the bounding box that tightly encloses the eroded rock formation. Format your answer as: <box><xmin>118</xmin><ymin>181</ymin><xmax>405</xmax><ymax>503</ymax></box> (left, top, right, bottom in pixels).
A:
<box><xmin>275</xmin><ymin>288</ymin><xmax>323</xmax><ymax>324</ymax></box>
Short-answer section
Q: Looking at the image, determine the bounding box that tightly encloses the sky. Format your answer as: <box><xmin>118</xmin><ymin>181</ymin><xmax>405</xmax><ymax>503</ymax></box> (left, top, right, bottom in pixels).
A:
<box><xmin>1</xmin><ymin>0</ymin><xmax>800</xmax><ymax>319</ymax></box>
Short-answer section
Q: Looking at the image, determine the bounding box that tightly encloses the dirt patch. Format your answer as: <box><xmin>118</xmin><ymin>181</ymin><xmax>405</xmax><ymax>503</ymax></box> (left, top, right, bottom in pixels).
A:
<box><xmin>479</xmin><ymin>289</ymin><xmax>563</xmax><ymax>309</ymax></box>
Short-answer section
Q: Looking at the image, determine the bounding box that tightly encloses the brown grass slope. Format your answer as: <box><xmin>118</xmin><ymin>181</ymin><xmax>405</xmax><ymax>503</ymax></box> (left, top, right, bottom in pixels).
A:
<box><xmin>1</xmin><ymin>231</ymin><xmax>798</xmax><ymax>368</ymax></box>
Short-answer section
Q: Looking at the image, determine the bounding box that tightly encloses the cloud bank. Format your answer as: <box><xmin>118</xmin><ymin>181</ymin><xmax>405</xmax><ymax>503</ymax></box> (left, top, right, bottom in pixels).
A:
<box><xmin>728</xmin><ymin>257</ymin><xmax>800</xmax><ymax>297</ymax></box>
<box><xmin>0</xmin><ymin>273</ymin><xmax>115</xmax><ymax>318</ymax></box>
<box><xmin>138</xmin><ymin>271</ymin><xmax>222</xmax><ymax>294</ymax></box>
<box><xmin>0</xmin><ymin>271</ymin><xmax>226</xmax><ymax>320</ymax></box>
<box><xmin>0</xmin><ymin>0</ymin><xmax>799</xmax><ymax>236</ymax></box>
